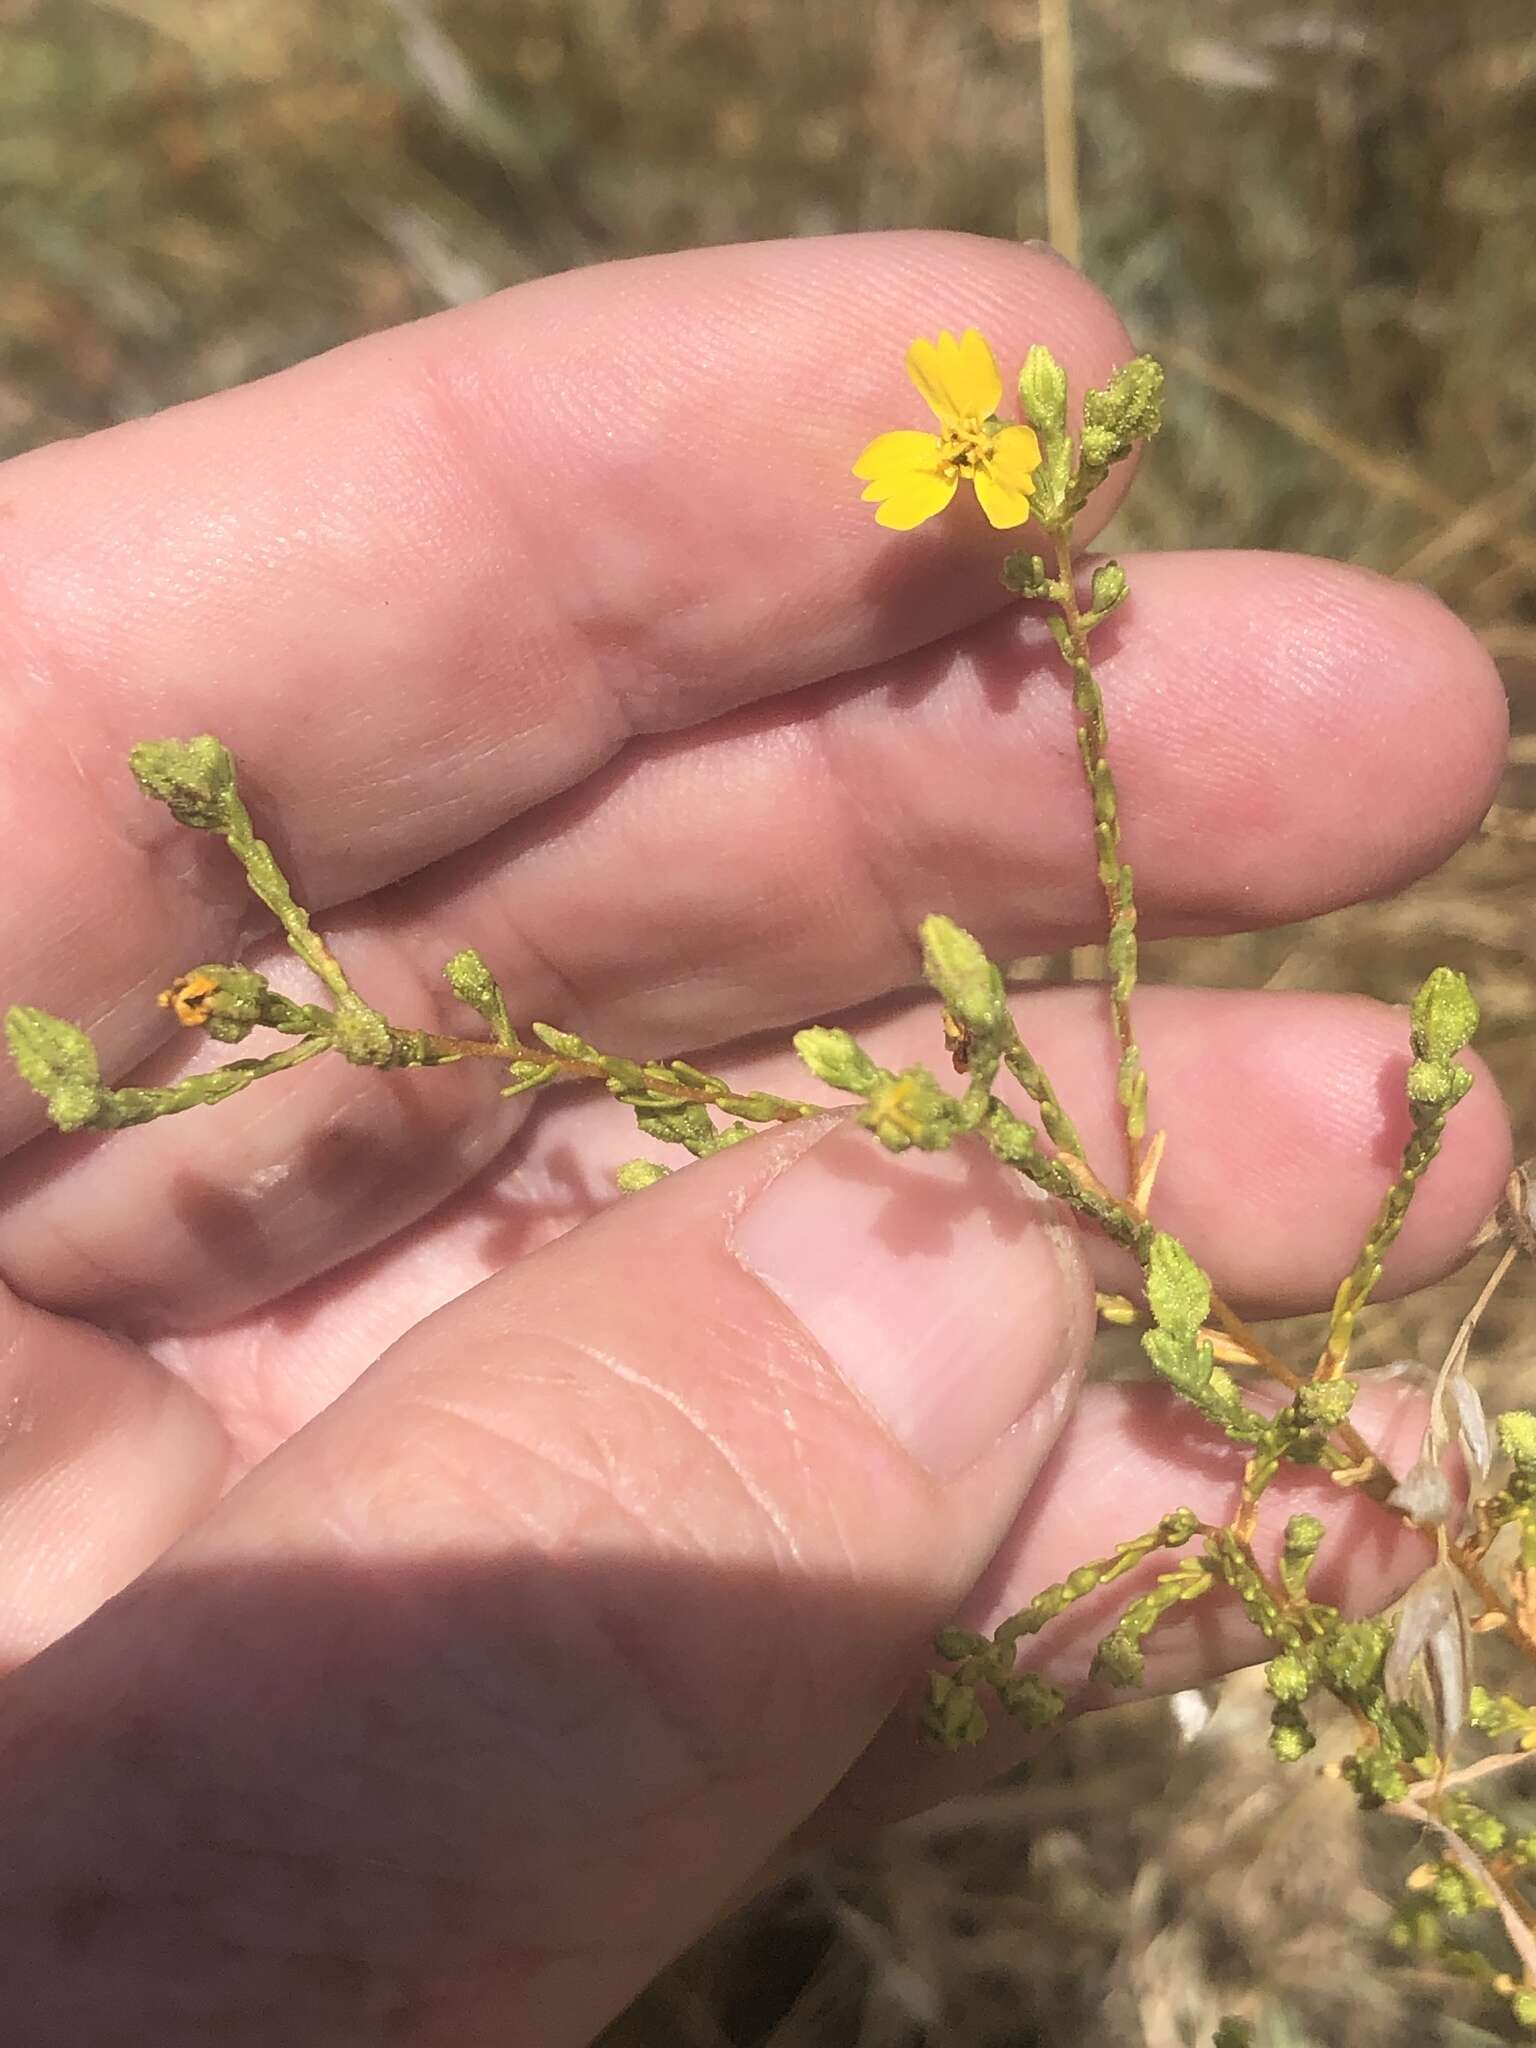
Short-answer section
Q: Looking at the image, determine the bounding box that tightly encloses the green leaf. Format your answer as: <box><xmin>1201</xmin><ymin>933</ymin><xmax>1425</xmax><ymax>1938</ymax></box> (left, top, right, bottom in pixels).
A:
<box><xmin>128</xmin><ymin>735</ymin><xmax>238</xmax><ymax>831</ymax></box>
<box><xmin>5</xmin><ymin>1005</ymin><xmax>105</xmax><ymax>1132</ymax></box>
<box><xmin>633</xmin><ymin>1099</ymin><xmax>717</xmax><ymax>1150</ymax></box>
<box><xmin>499</xmin><ymin>1059</ymin><xmax>559</xmax><ymax>1097</ymax></box>
<box><xmin>530</xmin><ymin>1021</ymin><xmax>598</xmax><ymax>1062</ymax></box>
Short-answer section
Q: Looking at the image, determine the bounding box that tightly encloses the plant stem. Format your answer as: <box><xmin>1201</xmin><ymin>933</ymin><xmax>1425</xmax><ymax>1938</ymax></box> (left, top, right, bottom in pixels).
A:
<box><xmin>417</xmin><ymin>1030</ymin><xmax>818</xmax><ymax>1124</ymax></box>
<box><xmin>1048</xmin><ymin>527</ymin><xmax>1144</xmax><ymax>1185</ymax></box>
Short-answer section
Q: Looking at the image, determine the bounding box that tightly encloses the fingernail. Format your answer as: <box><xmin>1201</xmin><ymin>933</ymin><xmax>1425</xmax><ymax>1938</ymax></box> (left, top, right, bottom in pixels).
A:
<box><xmin>732</xmin><ymin>1120</ymin><xmax>1087</xmax><ymax>1478</ymax></box>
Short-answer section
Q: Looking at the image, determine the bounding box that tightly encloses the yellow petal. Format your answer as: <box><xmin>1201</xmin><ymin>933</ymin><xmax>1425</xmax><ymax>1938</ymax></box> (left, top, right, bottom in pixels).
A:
<box><xmin>871</xmin><ymin>471</ymin><xmax>959</xmax><ymax>529</ymax></box>
<box><xmin>954</xmin><ymin>328</ymin><xmax>1004</xmax><ymax>417</ymax></box>
<box><xmin>905</xmin><ymin>328</ymin><xmax>1002</xmax><ymax>425</ymax></box>
<box><xmin>971</xmin><ymin>463</ymin><xmax>1034</xmax><ymax>530</ymax></box>
<box><xmin>853</xmin><ymin>428</ymin><xmax>944</xmax><ymax>482</ymax></box>
<box><xmin>988</xmin><ymin>422</ymin><xmax>1042</xmax><ymax>493</ymax></box>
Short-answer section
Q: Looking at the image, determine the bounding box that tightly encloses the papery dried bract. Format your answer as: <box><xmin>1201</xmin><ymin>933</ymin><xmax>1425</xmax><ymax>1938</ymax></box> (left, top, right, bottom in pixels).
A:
<box><xmin>1385</xmin><ymin>1562</ymin><xmax>1472</xmax><ymax>1754</ymax></box>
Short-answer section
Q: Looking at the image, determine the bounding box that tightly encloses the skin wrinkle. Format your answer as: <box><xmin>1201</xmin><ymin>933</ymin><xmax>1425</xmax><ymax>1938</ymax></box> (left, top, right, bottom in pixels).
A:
<box><xmin>383</xmin><ymin>1324</ymin><xmax>803</xmax><ymax>1570</ymax></box>
<box><xmin>321</xmin><ymin>1310</ymin><xmax>899</xmax><ymax>1817</ymax></box>
<box><xmin>812</xmin><ymin>686</ymin><xmax>936</xmax><ymax>978</ymax></box>
<box><xmin>26</xmin><ymin>1854</ymin><xmax>606</xmax><ymax>2035</ymax></box>
<box><xmin>360</xmin><ymin>1381</ymin><xmax>677</xmax><ymax>1558</ymax></box>
<box><xmin>533</xmin><ymin>1319</ymin><xmax>813</xmax><ymax>1563</ymax></box>
<box><xmin>402</xmin><ymin>347</ymin><xmax>645</xmax><ymax>779</ymax></box>
<box><xmin>468</xmin><ymin>877</ymin><xmax>594</xmax><ymax>1040</ymax></box>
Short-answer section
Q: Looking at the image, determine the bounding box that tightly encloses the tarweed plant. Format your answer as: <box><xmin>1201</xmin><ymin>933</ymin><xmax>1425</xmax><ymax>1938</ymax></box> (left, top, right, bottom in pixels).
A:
<box><xmin>7</xmin><ymin>332</ymin><xmax>1535</xmax><ymax>2038</ymax></box>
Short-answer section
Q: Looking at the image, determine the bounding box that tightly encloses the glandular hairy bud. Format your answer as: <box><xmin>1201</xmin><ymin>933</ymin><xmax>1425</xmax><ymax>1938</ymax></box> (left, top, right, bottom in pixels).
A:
<box><xmin>1079</xmin><ymin>355</ymin><xmax>1165</xmax><ymax>470</ymax></box>
<box><xmin>1497</xmin><ymin>1409</ymin><xmax>1536</xmax><ymax>1472</ymax></box>
<box><xmin>1090</xmin><ymin>560</ymin><xmax>1129</xmax><ymax>615</ymax></box>
<box><xmin>128</xmin><ymin>735</ymin><xmax>238</xmax><ymax>831</ymax></box>
<box><xmin>918</xmin><ymin>914</ymin><xmax>1008</xmax><ymax>1041</ymax></box>
<box><xmin>1018</xmin><ymin>343</ymin><xmax>1068</xmax><ymax>437</ymax></box>
<box><xmin>4</xmin><ymin>1005</ymin><xmax>105</xmax><ymax>1132</ymax></box>
<box><xmin>793</xmin><ymin>1025</ymin><xmax>879</xmax><ymax>1096</ymax></box>
<box><xmin>1410</xmin><ymin>965</ymin><xmax>1480</xmax><ymax>1064</ymax></box>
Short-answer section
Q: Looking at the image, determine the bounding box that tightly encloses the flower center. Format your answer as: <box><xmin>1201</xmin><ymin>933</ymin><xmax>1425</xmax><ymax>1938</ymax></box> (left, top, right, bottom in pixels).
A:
<box><xmin>935</xmin><ymin>419</ymin><xmax>996</xmax><ymax>479</ymax></box>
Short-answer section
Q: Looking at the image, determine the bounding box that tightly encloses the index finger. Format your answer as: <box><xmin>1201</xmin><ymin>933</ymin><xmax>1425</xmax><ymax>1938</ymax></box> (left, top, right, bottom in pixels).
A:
<box><xmin>0</xmin><ymin>232</ymin><xmax>1133</xmax><ymax>1138</ymax></box>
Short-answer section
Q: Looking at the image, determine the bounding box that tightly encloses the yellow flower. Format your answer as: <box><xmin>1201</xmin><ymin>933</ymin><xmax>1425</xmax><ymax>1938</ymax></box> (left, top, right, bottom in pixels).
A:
<box><xmin>158</xmin><ymin>969</ymin><xmax>220</xmax><ymax>1028</ymax></box>
<box><xmin>853</xmin><ymin>329</ymin><xmax>1043</xmax><ymax>531</ymax></box>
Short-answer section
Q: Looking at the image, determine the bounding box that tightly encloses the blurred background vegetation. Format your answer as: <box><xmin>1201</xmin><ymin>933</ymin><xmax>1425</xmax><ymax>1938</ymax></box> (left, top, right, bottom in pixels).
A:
<box><xmin>3</xmin><ymin>0</ymin><xmax>1534</xmax><ymax>2041</ymax></box>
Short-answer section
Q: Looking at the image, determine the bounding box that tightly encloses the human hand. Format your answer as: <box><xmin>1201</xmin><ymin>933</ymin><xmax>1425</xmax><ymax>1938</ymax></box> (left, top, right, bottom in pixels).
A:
<box><xmin>0</xmin><ymin>233</ymin><xmax>1511</xmax><ymax>2044</ymax></box>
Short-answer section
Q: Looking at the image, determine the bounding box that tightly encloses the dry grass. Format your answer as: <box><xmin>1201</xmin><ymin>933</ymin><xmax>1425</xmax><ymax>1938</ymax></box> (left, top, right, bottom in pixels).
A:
<box><xmin>3</xmin><ymin>0</ymin><xmax>1534</xmax><ymax>2041</ymax></box>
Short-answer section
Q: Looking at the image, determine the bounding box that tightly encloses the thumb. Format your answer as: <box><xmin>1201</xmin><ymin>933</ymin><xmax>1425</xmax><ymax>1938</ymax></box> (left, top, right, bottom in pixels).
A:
<box><xmin>1</xmin><ymin>1115</ymin><xmax>1091</xmax><ymax>2047</ymax></box>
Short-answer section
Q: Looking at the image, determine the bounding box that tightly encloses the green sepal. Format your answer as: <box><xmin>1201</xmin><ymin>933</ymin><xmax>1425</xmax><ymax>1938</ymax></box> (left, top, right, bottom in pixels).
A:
<box><xmin>632</xmin><ymin>1099</ymin><xmax>718</xmax><ymax>1152</ymax></box>
<box><xmin>500</xmin><ymin>1059</ymin><xmax>559</xmax><ymax>1097</ymax></box>
<box><xmin>858</xmin><ymin>1064</ymin><xmax>960</xmax><ymax>1153</ymax></box>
